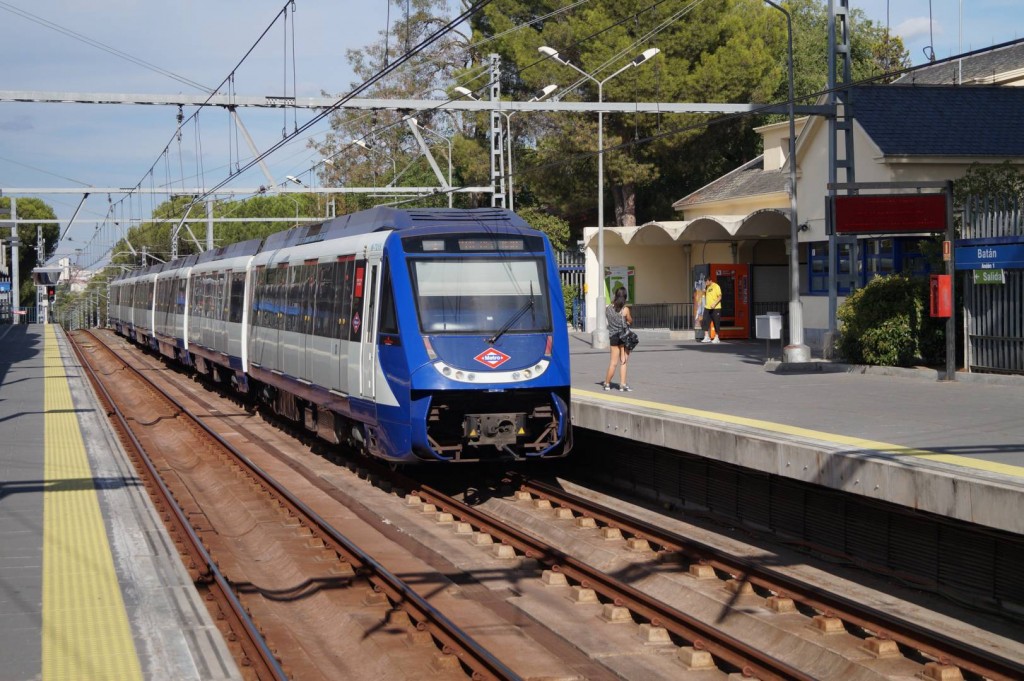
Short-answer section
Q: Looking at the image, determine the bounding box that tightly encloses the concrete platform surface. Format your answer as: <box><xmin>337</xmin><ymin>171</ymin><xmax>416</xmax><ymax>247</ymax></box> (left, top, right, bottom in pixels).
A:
<box><xmin>568</xmin><ymin>332</ymin><xmax>1024</xmax><ymax>534</ymax></box>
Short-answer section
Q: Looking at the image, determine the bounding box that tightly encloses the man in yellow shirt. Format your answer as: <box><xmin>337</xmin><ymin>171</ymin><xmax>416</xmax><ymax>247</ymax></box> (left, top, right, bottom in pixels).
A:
<box><xmin>701</xmin><ymin>279</ymin><xmax>722</xmax><ymax>344</ymax></box>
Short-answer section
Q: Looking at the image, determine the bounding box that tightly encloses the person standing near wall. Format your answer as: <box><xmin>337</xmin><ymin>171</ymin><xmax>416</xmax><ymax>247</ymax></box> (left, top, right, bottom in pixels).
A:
<box><xmin>701</xmin><ymin>278</ymin><xmax>722</xmax><ymax>344</ymax></box>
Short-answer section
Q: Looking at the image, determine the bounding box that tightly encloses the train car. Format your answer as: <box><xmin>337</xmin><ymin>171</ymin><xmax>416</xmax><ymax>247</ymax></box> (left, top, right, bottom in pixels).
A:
<box><xmin>108</xmin><ymin>272</ymin><xmax>129</xmax><ymax>336</ymax></box>
<box><xmin>127</xmin><ymin>264</ymin><xmax>162</xmax><ymax>349</ymax></box>
<box><xmin>109</xmin><ymin>266</ymin><xmax>155</xmax><ymax>343</ymax></box>
<box><xmin>186</xmin><ymin>239</ymin><xmax>262</xmax><ymax>389</ymax></box>
<box><xmin>154</xmin><ymin>254</ymin><xmax>199</xmax><ymax>364</ymax></box>
<box><xmin>244</xmin><ymin>206</ymin><xmax>572</xmax><ymax>463</ymax></box>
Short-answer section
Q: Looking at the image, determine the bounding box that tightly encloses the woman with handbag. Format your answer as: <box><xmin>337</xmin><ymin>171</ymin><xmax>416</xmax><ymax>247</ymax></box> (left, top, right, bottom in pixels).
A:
<box><xmin>602</xmin><ymin>286</ymin><xmax>634</xmax><ymax>392</ymax></box>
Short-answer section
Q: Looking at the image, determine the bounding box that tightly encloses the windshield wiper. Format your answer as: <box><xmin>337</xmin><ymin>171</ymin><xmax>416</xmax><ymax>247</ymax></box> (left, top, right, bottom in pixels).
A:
<box><xmin>487</xmin><ymin>283</ymin><xmax>534</xmax><ymax>345</ymax></box>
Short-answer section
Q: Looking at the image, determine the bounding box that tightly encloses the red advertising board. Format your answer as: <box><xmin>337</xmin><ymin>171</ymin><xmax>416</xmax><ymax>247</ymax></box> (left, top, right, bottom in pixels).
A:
<box><xmin>834</xmin><ymin>194</ymin><xmax>947</xmax><ymax>234</ymax></box>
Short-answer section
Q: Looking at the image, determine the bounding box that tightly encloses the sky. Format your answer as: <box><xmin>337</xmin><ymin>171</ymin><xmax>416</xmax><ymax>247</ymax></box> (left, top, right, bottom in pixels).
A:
<box><xmin>0</xmin><ymin>0</ymin><xmax>1020</xmax><ymax>264</ymax></box>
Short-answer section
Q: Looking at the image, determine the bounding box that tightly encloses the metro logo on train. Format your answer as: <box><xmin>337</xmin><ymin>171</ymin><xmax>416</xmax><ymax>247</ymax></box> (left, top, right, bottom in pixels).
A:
<box><xmin>475</xmin><ymin>348</ymin><xmax>511</xmax><ymax>369</ymax></box>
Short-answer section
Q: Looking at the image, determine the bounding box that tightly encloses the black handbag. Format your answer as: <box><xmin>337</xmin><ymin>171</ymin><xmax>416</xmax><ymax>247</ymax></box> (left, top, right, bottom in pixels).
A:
<box><xmin>619</xmin><ymin>328</ymin><xmax>639</xmax><ymax>351</ymax></box>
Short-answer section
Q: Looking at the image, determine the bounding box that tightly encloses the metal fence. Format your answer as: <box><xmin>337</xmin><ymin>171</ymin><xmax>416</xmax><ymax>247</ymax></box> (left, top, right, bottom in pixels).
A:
<box><xmin>963</xmin><ymin>194</ymin><xmax>1024</xmax><ymax>374</ymax></box>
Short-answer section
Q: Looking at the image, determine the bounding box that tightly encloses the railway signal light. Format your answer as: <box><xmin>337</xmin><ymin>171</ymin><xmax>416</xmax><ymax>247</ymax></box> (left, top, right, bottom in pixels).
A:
<box><xmin>46</xmin><ymin>285</ymin><xmax>56</xmax><ymax>302</ymax></box>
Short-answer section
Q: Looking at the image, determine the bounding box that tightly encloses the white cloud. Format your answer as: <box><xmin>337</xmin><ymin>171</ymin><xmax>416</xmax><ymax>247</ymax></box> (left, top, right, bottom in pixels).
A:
<box><xmin>895</xmin><ymin>16</ymin><xmax>943</xmax><ymax>42</ymax></box>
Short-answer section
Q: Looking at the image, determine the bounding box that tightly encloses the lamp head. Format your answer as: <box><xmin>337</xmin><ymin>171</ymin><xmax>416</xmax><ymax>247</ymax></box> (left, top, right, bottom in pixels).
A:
<box><xmin>532</xmin><ymin>84</ymin><xmax>558</xmax><ymax>101</ymax></box>
<box><xmin>538</xmin><ymin>45</ymin><xmax>568</xmax><ymax>65</ymax></box>
<box><xmin>454</xmin><ymin>86</ymin><xmax>478</xmax><ymax>100</ymax></box>
<box><xmin>632</xmin><ymin>47</ymin><xmax>661</xmax><ymax>66</ymax></box>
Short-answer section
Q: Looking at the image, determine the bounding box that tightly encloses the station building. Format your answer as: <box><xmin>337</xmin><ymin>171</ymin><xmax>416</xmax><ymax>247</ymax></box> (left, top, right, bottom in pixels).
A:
<box><xmin>580</xmin><ymin>43</ymin><xmax>1024</xmax><ymax>356</ymax></box>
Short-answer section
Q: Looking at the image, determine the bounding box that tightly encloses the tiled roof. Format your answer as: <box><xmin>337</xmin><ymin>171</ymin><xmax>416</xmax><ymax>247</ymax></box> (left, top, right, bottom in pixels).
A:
<box><xmin>672</xmin><ymin>156</ymin><xmax>786</xmax><ymax>209</ymax></box>
<box><xmin>893</xmin><ymin>41</ymin><xmax>1024</xmax><ymax>85</ymax></box>
<box><xmin>845</xmin><ymin>85</ymin><xmax>1024</xmax><ymax>157</ymax></box>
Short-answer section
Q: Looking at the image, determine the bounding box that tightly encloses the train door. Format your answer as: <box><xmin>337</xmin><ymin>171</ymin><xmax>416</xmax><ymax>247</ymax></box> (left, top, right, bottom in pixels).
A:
<box><xmin>358</xmin><ymin>251</ymin><xmax>382</xmax><ymax>404</ymax></box>
<box><xmin>711</xmin><ymin>264</ymin><xmax>750</xmax><ymax>339</ymax></box>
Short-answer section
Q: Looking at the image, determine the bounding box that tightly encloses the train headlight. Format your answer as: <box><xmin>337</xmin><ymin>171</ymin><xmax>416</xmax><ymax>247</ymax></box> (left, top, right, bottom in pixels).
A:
<box><xmin>467</xmin><ymin>373</ymin><xmax>476</xmax><ymax>381</ymax></box>
<box><xmin>442</xmin><ymin>367</ymin><xmax>452</xmax><ymax>376</ymax></box>
<box><xmin>523</xmin><ymin>369</ymin><xmax>532</xmax><ymax>378</ymax></box>
<box><xmin>455</xmin><ymin>371</ymin><xmax>464</xmax><ymax>380</ymax></box>
<box><xmin>512</xmin><ymin>372</ymin><xmax>520</xmax><ymax>380</ymax></box>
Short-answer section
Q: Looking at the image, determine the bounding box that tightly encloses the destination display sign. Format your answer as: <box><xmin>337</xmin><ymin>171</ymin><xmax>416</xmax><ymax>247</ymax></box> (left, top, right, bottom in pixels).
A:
<box><xmin>834</xmin><ymin>194</ymin><xmax>947</xmax><ymax>234</ymax></box>
<box><xmin>954</xmin><ymin>243</ymin><xmax>1024</xmax><ymax>270</ymax></box>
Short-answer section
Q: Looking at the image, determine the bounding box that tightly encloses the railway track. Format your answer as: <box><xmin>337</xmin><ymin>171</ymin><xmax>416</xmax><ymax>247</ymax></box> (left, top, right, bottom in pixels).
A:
<box><xmin>77</xmin><ymin>328</ymin><xmax>1022</xmax><ymax>681</ymax></box>
<box><xmin>69</xmin><ymin>329</ymin><xmax>517</xmax><ymax>681</ymax></box>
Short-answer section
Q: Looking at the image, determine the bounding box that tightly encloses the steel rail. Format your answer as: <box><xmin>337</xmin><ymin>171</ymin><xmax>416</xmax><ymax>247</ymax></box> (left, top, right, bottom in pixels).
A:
<box><xmin>81</xmin><ymin>329</ymin><xmax>518</xmax><ymax>681</ymax></box>
<box><xmin>410</xmin><ymin>482</ymin><xmax>813</xmax><ymax>681</ymax></box>
<box><xmin>511</xmin><ymin>474</ymin><xmax>1024</xmax><ymax>681</ymax></box>
<box><xmin>69</xmin><ymin>330</ymin><xmax>287</xmax><ymax>680</ymax></box>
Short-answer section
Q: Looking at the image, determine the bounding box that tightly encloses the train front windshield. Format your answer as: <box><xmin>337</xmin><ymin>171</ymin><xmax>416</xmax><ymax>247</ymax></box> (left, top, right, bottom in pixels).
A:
<box><xmin>410</xmin><ymin>258</ymin><xmax>552</xmax><ymax>335</ymax></box>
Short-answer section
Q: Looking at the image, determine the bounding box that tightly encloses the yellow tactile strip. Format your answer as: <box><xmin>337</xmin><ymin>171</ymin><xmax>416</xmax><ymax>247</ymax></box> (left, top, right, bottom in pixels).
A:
<box><xmin>42</xmin><ymin>326</ymin><xmax>143</xmax><ymax>681</ymax></box>
<box><xmin>575</xmin><ymin>388</ymin><xmax>1024</xmax><ymax>479</ymax></box>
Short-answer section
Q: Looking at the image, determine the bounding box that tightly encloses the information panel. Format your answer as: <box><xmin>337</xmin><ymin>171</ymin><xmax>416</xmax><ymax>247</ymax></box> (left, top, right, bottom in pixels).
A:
<box><xmin>834</xmin><ymin>194</ymin><xmax>947</xmax><ymax>234</ymax></box>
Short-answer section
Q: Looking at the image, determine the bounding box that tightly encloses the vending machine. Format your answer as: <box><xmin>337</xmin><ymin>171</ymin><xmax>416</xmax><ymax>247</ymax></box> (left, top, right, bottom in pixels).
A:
<box><xmin>693</xmin><ymin>263</ymin><xmax>750</xmax><ymax>340</ymax></box>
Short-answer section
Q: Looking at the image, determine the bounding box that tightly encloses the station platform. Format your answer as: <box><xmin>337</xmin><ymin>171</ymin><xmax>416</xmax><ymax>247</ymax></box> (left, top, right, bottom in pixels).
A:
<box><xmin>0</xmin><ymin>324</ymin><xmax>240</xmax><ymax>681</ymax></box>
<box><xmin>568</xmin><ymin>331</ymin><xmax>1024</xmax><ymax>535</ymax></box>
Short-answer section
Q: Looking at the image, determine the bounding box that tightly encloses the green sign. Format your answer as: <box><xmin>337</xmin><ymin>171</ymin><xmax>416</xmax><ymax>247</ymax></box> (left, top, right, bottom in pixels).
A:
<box><xmin>604</xmin><ymin>265</ymin><xmax>635</xmax><ymax>304</ymax></box>
<box><xmin>973</xmin><ymin>269</ymin><xmax>1005</xmax><ymax>285</ymax></box>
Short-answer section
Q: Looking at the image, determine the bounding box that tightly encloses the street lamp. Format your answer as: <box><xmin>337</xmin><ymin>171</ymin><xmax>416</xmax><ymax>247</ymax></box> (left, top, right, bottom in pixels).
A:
<box><xmin>539</xmin><ymin>45</ymin><xmax>660</xmax><ymax>349</ymax></box>
<box><xmin>455</xmin><ymin>83</ymin><xmax>558</xmax><ymax>211</ymax></box>
<box><xmin>408</xmin><ymin>118</ymin><xmax>454</xmax><ymax>208</ymax></box>
<box><xmin>350</xmin><ymin>139</ymin><xmax>398</xmax><ymax>187</ymax></box>
<box><xmin>763</xmin><ymin>0</ymin><xmax>809</xmax><ymax>362</ymax></box>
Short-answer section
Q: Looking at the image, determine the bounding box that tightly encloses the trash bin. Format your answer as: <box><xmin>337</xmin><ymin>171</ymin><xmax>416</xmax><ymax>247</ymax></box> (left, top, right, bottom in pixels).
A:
<box><xmin>755</xmin><ymin>312</ymin><xmax>782</xmax><ymax>340</ymax></box>
<box><xmin>756</xmin><ymin>312</ymin><xmax>782</xmax><ymax>360</ymax></box>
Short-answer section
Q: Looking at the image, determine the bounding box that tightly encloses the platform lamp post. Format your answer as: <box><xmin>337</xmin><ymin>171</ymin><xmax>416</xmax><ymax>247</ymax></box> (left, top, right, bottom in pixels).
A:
<box><xmin>763</xmin><ymin>0</ymin><xmax>809</xmax><ymax>362</ymax></box>
<box><xmin>455</xmin><ymin>84</ymin><xmax>558</xmax><ymax>211</ymax></box>
<box><xmin>538</xmin><ymin>46</ymin><xmax>660</xmax><ymax>349</ymax></box>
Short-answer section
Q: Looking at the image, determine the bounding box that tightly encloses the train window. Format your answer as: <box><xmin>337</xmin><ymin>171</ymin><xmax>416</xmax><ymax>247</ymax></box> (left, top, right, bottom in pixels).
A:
<box><xmin>219</xmin><ymin>273</ymin><xmax>229</xmax><ymax>321</ymax></box>
<box><xmin>228</xmin><ymin>272</ymin><xmax>245</xmax><ymax>324</ymax></box>
<box><xmin>338</xmin><ymin>259</ymin><xmax>355</xmax><ymax>341</ymax></box>
<box><xmin>312</xmin><ymin>262</ymin><xmax>335</xmax><ymax>338</ymax></box>
<box><xmin>378</xmin><ymin>261</ymin><xmax>398</xmax><ymax>336</ymax></box>
<box><xmin>252</xmin><ymin>266</ymin><xmax>267</xmax><ymax>327</ymax></box>
<box><xmin>409</xmin><ymin>257</ymin><xmax>551</xmax><ymax>335</ymax></box>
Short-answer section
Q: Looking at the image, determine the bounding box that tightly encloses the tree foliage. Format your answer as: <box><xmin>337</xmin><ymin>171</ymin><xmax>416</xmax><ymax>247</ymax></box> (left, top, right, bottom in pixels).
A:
<box><xmin>310</xmin><ymin>0</ymin><xmax>485</xmax><ymax>210</ymax></box>
<box><xmin>461</xmin><ymin>0</ymin><xmax>907</xmax><ymax>231</ymax></box>
<box><xmin>516</xmin><ymin>207</ymin><xmax>570</xmax><ymax>251</ymax></box>
<box><xmin>837</xmin><ymin>274</ymin><xmax>945</xmax><ymax>366</ymax></box>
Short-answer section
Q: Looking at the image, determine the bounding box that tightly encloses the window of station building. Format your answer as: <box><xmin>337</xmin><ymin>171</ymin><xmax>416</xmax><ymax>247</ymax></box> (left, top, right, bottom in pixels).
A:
<box><xmin>807</xmin><ymin>237</ymin><xmax>934</xmax><ymax>295</ymax></box>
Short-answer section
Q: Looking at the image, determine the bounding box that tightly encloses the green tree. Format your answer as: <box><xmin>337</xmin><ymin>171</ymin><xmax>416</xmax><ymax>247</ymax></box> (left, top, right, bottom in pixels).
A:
<box><xmin>463</xmin><ymin>0</ymin><xmax>907</xmax><ymax>230</ymax></box>
<box><xmin>778</xmin><ymin>0</ymin><xmax>909</xmax><ymax>104</ymax></box>
<box><xmin>837</xmin><ymin>274</ymin><xmax>945</xmax><ymax>366</ymax></box>
<box><xmin>470</xmin><ymin>0</ymin><xmax>783</xmax><ymax>227</ymax></box>
<box><xmin>312</xmin><ymin>0</ymin><xmax>485</xmax><ymax>209</ymax></box>
<box><xmin>516</xmin><ymin>207</ymin><xmax>570</xmax><ymax>251</ymax></box>
<box><xmin>1</xmin><ymin>197</ymin><xmax>59</xmax><ymax>307</ymax></box>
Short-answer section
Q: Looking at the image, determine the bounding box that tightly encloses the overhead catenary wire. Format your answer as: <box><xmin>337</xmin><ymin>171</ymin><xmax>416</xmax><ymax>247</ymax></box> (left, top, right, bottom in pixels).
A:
<box><xmin>0</xmin><ymin>1</ymin><xmax>212</xmax><ymax>93</ymax></box>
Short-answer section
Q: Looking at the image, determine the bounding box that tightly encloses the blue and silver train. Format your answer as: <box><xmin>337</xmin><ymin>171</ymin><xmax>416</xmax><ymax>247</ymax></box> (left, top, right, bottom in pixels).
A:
<box><xmin>108</xmin><ymin>207</ymin><xmax>572</xmax><ymax>463</ymax></box>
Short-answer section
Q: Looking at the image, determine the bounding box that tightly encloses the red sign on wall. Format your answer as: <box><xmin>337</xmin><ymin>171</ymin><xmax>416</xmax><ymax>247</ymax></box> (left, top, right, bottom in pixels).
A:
<box><xmin>834</xmin><ymin>194</ymin><xmax>947</xmax><ymax>234</ymax></box>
